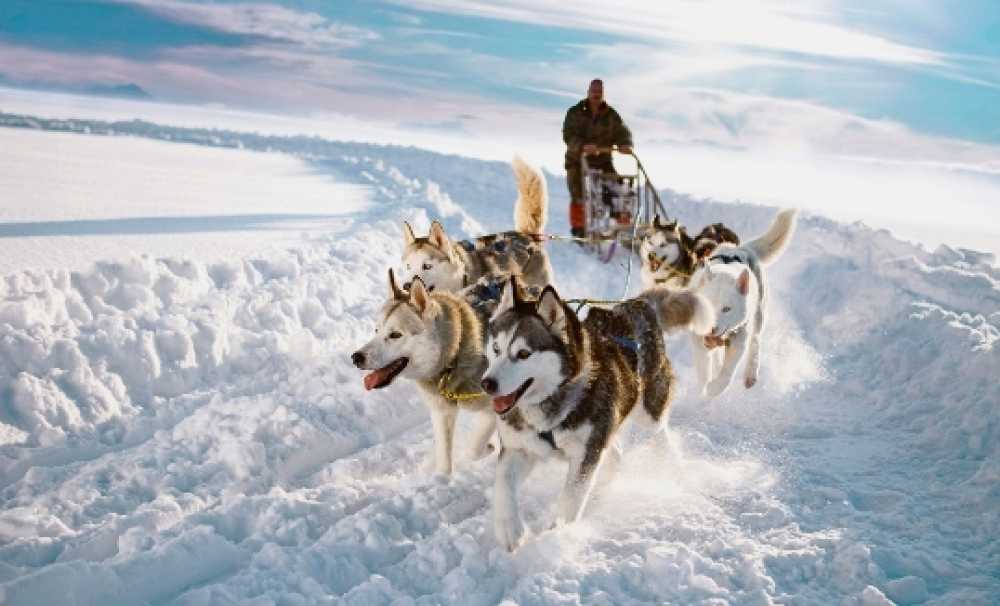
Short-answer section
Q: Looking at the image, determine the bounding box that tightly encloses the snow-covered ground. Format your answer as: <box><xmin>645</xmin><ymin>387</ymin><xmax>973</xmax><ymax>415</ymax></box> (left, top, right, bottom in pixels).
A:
<box><xmin>0</xmin><ymin>124</ymin><xmax>997</xmax><ymax>605</ymax></box>
<box><xmin>0</xmin><ymin>128</ymin><xmax>369</xmax><ymax>274</ymax></box>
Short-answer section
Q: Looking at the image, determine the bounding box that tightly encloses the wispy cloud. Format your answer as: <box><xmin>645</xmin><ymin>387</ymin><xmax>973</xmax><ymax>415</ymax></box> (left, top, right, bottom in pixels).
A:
<box><xmin>116</xmin><ymin>0</ymin><xmax>379</xmax><ymax>49</ymax></box>
<box><xmin>388</xmin><ymin>0</ymin><xmax>944</xmax><ymax>65</ymax></box>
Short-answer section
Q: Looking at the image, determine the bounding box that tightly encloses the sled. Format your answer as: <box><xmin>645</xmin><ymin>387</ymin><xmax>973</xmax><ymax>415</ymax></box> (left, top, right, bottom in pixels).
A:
<box><xmin>580</xmin><ymin>146</ymin><xmax>668</xmax><ymax>261</ymax></box>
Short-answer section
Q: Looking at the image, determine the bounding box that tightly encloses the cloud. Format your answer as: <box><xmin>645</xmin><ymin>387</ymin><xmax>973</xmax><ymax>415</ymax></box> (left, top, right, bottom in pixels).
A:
<box><xmin>116</xmin><ymin>0</ymin><xmax>378</xmax><ymax>49</ymax></box>
<box><xmin>387</xmin><ymin>0</ymin><xmax>943</xmax><ymax>66</ymax></box>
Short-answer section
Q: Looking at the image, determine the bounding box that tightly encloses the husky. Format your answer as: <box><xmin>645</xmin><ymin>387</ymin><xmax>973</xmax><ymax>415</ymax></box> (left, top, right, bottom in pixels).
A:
<box><xmin>639</xmin><ymin>215</ymin><xmax>697</xmax><ymax>289</ymax></box>
<box><xmin>640</xmin><ymin>217</ymin><xmax>743</xmax><ymax>289</ymax></box>
<box><xmin>351</xmin><ymin>270</ymin><xmax>495</xmax><ymax>475</ymax></box>
<box><xmin>689</xmin><ymin>209</ymin><xmax>797</xmax><ymax>398</ymax></box>
<box><xmin>480</xmin><ymin>278</ymin><xmax>713</xmax><ymax>551</ymax></box>
<box><xmin>691</xmin><ymin>222</ymin><xmax>740</xmax><ymax>260</ymax></box>
<box><xmin>401</xmin><ymin>156</ymin><xmax>553</xmax><ymax>294</ymax></box>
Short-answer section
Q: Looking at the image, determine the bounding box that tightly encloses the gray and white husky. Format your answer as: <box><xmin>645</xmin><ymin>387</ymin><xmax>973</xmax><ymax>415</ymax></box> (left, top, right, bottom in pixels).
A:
<box><xmin>351</xmin><ymin>270</ymin><xmax>495</xmax><ymax>475</ymax></box>
<box><xmin>639</xmin><ymin>216</ymin><xmax>697</xmax><ymax>289</ymax></box>
<box><xmin>689</xmin><ymin>209</ymin><xmax>797</xmax><ymax>398</ymax></box>
<box><xmin>400</xmin><ymin>156</ymin><xmax>553</xmax><ymax>294</ymax></box>
<box><xmin>480</xmin><ymin>279</ymin><xmax>713</xmax><ymax>551</ymax></box>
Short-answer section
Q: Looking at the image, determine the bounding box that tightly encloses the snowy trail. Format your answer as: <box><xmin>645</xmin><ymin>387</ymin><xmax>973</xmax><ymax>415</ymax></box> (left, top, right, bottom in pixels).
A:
<box><xmin>1</xmin><ymin>132</ymin><xmax>998</xmax><ymax>604</ymax></box>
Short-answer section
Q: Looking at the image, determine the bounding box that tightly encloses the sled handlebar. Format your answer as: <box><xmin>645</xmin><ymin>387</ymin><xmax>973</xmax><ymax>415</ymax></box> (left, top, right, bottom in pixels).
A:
<box><xmin>583</xmin><ymin>145</ymin><xmax>631</xmax><ymax>156</ymax></box>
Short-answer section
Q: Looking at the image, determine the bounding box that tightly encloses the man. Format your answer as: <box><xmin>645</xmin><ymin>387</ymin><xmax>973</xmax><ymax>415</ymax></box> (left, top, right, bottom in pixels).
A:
<box><xmin>562</xmin><ymin>79</ymin><xmax>633</xmax><ymax>238</ymax></box>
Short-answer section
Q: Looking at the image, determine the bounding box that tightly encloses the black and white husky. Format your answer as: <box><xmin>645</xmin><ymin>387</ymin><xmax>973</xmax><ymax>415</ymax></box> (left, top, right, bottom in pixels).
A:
<box><xmin>479</xmin><ymin>279</ymin><xmax>713</xmax><ymax>550</ymax></box>
<box><xmin>400</xmin><ymin>156</ymin><xmax>552</xmax><ymax>294</ymax></box>
<box><xmin>689</xmin><ymin>209</ymin><xmax>797</xmax><ymax>398</ymax></box>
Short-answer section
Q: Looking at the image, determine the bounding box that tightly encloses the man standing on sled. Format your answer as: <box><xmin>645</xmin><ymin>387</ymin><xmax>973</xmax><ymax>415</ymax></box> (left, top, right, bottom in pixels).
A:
<box><xmin>562</xmin><ymin>78</ymin><xmax>634</xmax><ymax>239</ymax></box>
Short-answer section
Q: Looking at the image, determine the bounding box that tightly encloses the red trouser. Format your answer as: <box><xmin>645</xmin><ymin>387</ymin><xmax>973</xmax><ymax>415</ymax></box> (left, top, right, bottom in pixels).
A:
<box><xmin>566</xmin><ymin>165</ymin><xmax>585</xmax><ymax>231</ymax></box>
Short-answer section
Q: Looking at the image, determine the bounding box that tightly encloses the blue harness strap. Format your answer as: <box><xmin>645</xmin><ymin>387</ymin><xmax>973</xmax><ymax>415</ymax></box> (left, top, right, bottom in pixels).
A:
<box><xmin>610</xmin><ymin>334</ymin><xmax>641</xmax><ymax>353</ymax></box>
<box><xmin>711</xmin><ymin>252</ymin><xmax>744</xmax><ymax>265</ymax></box>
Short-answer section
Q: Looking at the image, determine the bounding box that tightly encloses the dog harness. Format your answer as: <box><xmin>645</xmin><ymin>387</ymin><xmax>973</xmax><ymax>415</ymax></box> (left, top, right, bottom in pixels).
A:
<box><xmin>537</xmin><ymin>430</ymin><xmax>558</xmax><ymax>450</ymax></box>
<box><xmin>436</xmin><ymin>366</ymin><xmax>486</xmax><ymax>402</ymax></box>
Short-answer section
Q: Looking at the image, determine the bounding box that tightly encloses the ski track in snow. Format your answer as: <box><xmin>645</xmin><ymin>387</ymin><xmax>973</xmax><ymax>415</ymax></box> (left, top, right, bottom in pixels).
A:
<box><xmin>1</xmin><ymin>126</ymin><xmax>998</xmax><ymax>605</ymax></box>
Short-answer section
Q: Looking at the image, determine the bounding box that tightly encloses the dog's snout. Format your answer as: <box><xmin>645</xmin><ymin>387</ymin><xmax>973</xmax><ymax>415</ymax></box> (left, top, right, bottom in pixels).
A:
<box><xmin>351</xmin><ymin>351</ymin><xmax>365</xmax><ymax>368</ymax></box>
<box><xmin>481</xmin><ymin>377</ymin><xmax>498</xmax><ymax>395</ymax></box>
<box><xmin>402</xmin><ymin>281</ymin><xmax>412</xmax><ymax>291</ymax></box>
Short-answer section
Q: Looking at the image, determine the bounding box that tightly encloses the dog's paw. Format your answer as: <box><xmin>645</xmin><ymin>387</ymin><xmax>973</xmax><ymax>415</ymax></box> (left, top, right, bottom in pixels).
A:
<box><xmin>420</xmin><ymin>456</ymin><xmax>451</xmax><ymax>475</ymax></box>
<box><xmin>465</xmin><ymin>442</ymin><xmax>495</xmax><ymax>462</ymax></box>
<box><xmin>704</xmin><ymin>377</ymin><xmax>730</xmax><ymax>399</ymax></box>
<box><xmin>744</xmin><ymin>374</ymin><xmax>757</xmax><ymax>389</ymax></box>
<box><xmin>495</xmin><ymin>515</ymin><xmax>526</xmax><ymax>552</ymax></box>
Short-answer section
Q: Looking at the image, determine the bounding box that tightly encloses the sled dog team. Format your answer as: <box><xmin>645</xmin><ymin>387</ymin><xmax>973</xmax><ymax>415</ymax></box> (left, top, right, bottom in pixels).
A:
<box><xmin>352</xmin><ymin>157</ymin><xmax>798</xmax><ymax>551</ymax></box>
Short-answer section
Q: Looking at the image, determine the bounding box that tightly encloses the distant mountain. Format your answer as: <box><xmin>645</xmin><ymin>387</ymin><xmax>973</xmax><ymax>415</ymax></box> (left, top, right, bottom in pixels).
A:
<box><xmin>82</xmin><ymin>83</ymin><xmax>152</xmax><ymax>99</ymax></box>
<box><xmin>0</xmin><ymin>76</ymin><xmax>152</xmax><ymax>100</ymax></box>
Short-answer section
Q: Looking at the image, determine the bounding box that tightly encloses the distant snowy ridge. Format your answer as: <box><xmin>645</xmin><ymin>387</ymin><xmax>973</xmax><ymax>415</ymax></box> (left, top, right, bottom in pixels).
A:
<box><xmin>1</xmin><ymin>131</ymin><xmax>998</xmax><ymax>604</ymax></box>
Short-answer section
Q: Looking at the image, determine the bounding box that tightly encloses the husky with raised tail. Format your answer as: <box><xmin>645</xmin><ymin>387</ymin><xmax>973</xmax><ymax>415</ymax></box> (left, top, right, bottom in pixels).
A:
<box><xmin>689</xmin><ymin>209</ymin><xmax>797</xmax><ymax>398</ymax></box>
<box><xmin>401</xmin><ymin>156</ymin><xmax>552</xmax><ymax>294</ymax></box>
<box><xmin>480</xmin><ymin>278</ymin><xmax>713</xmax><ymax>551</ymax></box>
<box><xmin>351</xmin><ymin>270</ymin><xmax>495</xmax><ymax>475</ymax></box>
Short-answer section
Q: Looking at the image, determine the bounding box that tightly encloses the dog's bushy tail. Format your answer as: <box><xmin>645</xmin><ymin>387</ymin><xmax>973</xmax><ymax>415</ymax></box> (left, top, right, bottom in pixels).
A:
<box><xmin>512</xmin><ymin>155</ymin><xmax>548</xmax><ymax>235</ymax></box>
<box><xmin>642</xmin><ymin>288</ymin><xmax>714</xmax><ymax>335</ymax></box>
<box><xmin>746</xmin><ymin>208</ymin><xmax>798</xmax><ymax>265</ymax></box>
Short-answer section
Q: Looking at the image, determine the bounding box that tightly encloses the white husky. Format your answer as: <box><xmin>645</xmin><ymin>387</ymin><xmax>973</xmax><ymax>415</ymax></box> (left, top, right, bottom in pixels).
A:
<box><xmin>690</xmin><ymin>209</ymin><xmax>797</xmax><ymax>398</ymax></box>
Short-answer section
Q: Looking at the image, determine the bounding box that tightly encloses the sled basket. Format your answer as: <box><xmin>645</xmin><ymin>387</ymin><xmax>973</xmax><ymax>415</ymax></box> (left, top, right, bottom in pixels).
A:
<box><xmin>580</xmin><ymin>147</ymin><xmax>668</xmax><ymax>253</ymax></box>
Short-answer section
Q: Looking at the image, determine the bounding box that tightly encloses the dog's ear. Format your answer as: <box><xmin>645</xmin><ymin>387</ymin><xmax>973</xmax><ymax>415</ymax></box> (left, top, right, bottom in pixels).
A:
<box><xmin>388</xmin><ymin>268</ymin><xmax>406</xmax><ymax>300</ymax></box>
<box><xmin>536</xmin><ymin>285</ymin><xmax>568</xmax><ymax>335</ymax></box>
<box><xmin>668</xmin><ymin>219</ymin><xmax>680</xmax><ymax>236</ymax></box>
<box><xmin>653</xmin><ymin>214</ymin><xmax>664</xmax><ymax>229</ymax></box>
<box><xmin>737</xmin><ymin>268</ymin><xmax>751</xmax><ymax>297</ymax></box>
<box><xmin>428</xmin><ymin>221</ymin><xmax>451</xmax><ymax>252</ymax></box>
<box><xmin>409</xmin><ymin>276</ymin><xmax>432</xmax><ymax>314</ymax></box>
<box><xmin>402</xmin><ymin>222</ymin><xmax>417</xmax><ymax>246</ymax></box>
<box><xmin>493</xmin><ymin>275</ymin><xmax>521</xmax><ymax>319</ymax></box>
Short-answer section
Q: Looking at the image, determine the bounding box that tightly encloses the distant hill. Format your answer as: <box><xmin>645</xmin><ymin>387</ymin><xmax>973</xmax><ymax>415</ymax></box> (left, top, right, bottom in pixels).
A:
<box><xmin>0</xmin><ymin>76</ymin><xmax>151</xmax><ymax>100</ymax></box>
<box><xmin>83</xmin><ymin>83</ymin><xmax>152</xmax><ymax>99</ymax></box>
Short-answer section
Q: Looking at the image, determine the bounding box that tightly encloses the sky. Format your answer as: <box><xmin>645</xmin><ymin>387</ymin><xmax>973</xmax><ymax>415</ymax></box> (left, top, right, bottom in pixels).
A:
<box><xmin>2</xmin><ymin>0</ymin><xmax>1000</xmax><ymax>254</ymax></box>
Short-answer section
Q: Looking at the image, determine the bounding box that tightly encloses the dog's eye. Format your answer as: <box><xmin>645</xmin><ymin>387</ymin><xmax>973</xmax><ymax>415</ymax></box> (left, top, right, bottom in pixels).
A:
<box><xmin>492</xmin><ymin>342</ymin><xmax>500</xmax><ymax>355</ymax></box>
<box><xmin>422</xmin><ymin>263</ymin><xmax>432</xmax><ymax>271</ymax></box>
<box><xmin>516</xmin><ymin>349</ymin><xmax>531</xmax><ymax>360</ymax></box>
<box><xmin>721</xmin><ymin>306</ymin><xmax>731</xmax><ymax>313</ymax></box>
<box><xmin>389</xmin><ymin>331</ymin><xmax>402</xmax><ymax>339</ymax></box>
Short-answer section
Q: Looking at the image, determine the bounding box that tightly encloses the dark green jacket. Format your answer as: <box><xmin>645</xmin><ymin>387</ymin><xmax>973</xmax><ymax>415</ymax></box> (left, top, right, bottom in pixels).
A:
<box><xmin>562</xmin><ymin>99</ymin><xmax>633</xmax><ymax>169</ymax></box>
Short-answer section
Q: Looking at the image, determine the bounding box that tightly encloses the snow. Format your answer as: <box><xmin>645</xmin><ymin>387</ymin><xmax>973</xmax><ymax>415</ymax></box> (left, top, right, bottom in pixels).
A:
<box><xmin>1</xmin><ymin>120</ymin><xmax>998</xmax><ymax>605</ymax></box>
<box><xmin>0</xmin><ymin>127</ymin><xmax>370</xmax><ymax>274</ymax></box>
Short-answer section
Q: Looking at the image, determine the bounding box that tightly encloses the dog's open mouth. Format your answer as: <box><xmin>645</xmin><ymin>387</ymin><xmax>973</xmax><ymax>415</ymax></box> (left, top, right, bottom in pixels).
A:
<box><xmin>363</xmin><ymin>358</ymin><xmax>409</xmax><ymax>390</ymax></box>
<box><xmin>492</xmin><ymin>378</ymin><xmax>534</xmax><ymax>415</ymax></box>
<box><xmin>647</xmin><ymin>252</ymin><xmax>663</xmax><ymax>272</ymax></box>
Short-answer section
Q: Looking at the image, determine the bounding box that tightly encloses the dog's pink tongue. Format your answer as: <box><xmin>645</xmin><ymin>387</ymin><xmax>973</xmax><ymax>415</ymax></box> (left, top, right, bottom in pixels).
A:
<box><xmin>364</xmin><ymin>368</ymin><xmax>390</xmax><ymax>391</ymax></box>
<box><xmin>492</xmin><ymin>394</ymin><xmax>516</xmax><ymax>413</ymax></box>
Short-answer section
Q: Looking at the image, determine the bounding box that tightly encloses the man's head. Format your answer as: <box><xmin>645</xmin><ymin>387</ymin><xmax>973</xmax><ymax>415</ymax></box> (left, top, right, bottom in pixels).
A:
<box><xmin>587</xmin><ymin>79</ymin><xmax>604</xmax><ymax>105</ymax></box>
